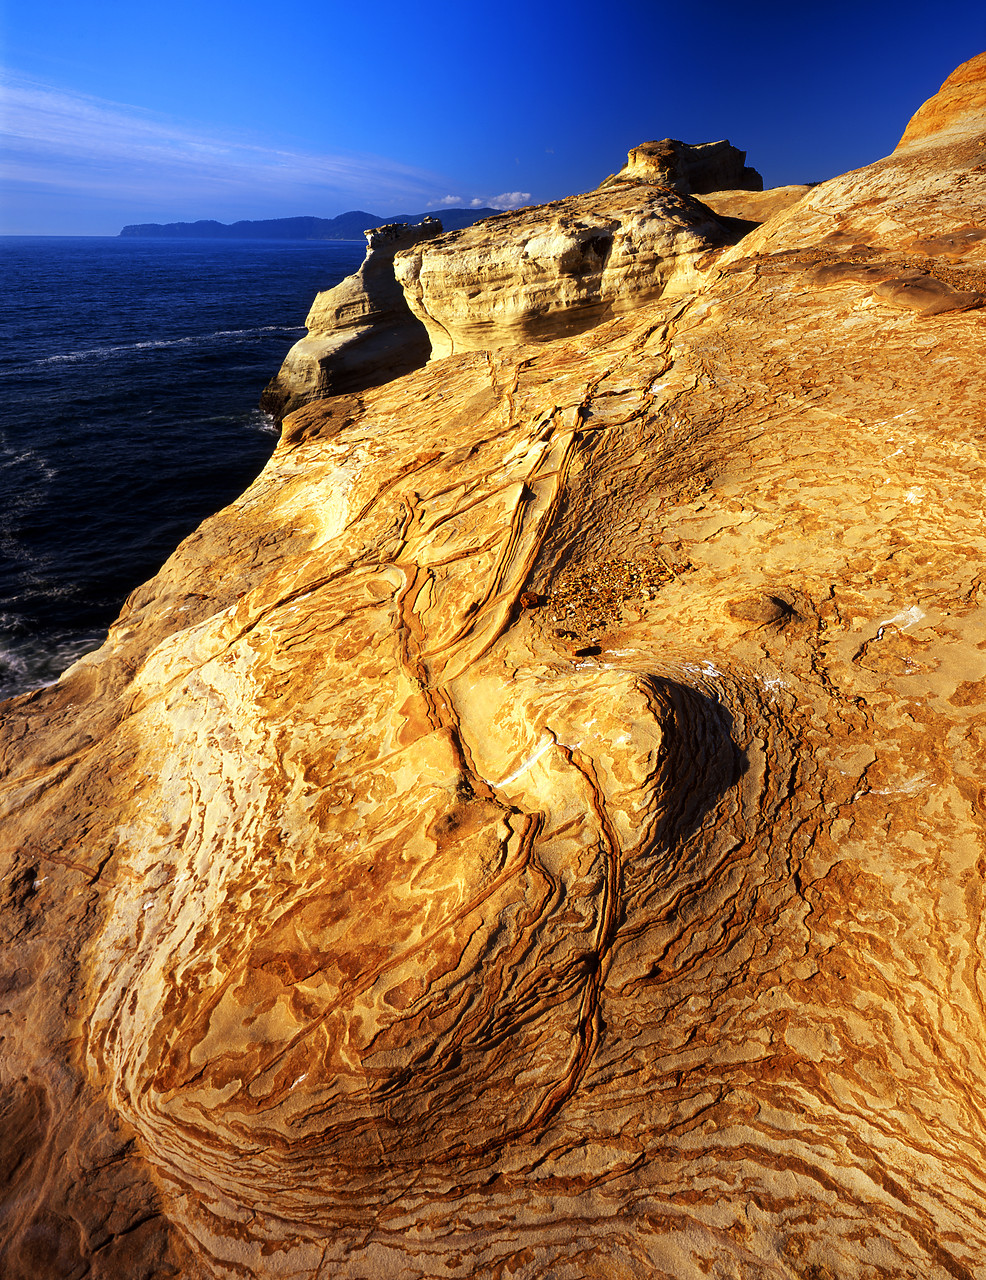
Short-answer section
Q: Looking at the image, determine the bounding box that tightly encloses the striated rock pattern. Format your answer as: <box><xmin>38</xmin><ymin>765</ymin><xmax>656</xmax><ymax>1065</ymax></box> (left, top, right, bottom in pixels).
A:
<box><xmin>897</xmin><ymin>50</ymin><xmax>986</xmax><ymax>148</ymax></box>
<box><xmin>393</xmin><ymin>185</ymin><xmax>736</xmax><ymax>358</ymax></box>
<box><xmin>733</xmin><ymin>51</ymin><xmax>986</xmax><ymax>269</ymax></box>
<box><xmin>599</xmin><ymin>137</ymin><xmax>764</xmax><ymax>194</ymax></box>
<box><xmin>260</xmin><ymin>218</ymin><xmax>443</xmax><ymax>421</ymax></box>
<box><xmin>3</xmin><ymin>53</ymin><xmax>986</xmax><ymax>1280</ymax></box>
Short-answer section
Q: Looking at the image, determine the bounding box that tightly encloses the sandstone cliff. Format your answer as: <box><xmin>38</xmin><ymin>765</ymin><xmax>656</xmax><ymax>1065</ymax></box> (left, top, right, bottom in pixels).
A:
<box><xmin>392</xmin><ymin>184</ymin><xmax>737</xmax><ymax>358</ymax></box>
<box><xmin>260</xmin><ymin>217</ymin><xmax>442</xmax><ymax>421</ymax></box>
<box><xmin>2</xmin><ymin>53</ymin><xmax>986</xmax><ymax>1280</ymax></box>
<box><xmin>266</xmin><ymin>141</ymin><xmax>775</xmax><ymax>413</ymax></box>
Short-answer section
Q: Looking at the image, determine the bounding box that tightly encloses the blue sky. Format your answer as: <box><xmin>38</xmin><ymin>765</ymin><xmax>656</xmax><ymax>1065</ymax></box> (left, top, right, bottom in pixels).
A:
<box><xmin>2</xmin><ymin>0</ymin><xmax>984</xmax><ymax>234</ymax></box>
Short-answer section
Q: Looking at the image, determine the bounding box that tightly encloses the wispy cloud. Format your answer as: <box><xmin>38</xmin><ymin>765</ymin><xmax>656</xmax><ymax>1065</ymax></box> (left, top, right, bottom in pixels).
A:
<box><xmin>0</xmin><ymin>73</ymin><xmax>453</xmax><ymax>226</ymax></box>
<box><xmin>488</xmin><ymin>191</ymin><xmax>531</xmax><ymax>210</ymax></box>
<box><xmin>431</xmin><ymin>192</ymin><xmax>533</xmax><ymax>212</ymax></box>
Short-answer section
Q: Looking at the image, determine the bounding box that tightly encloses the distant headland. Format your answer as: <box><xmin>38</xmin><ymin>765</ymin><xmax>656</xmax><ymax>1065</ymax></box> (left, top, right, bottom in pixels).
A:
<box><xmin>118</xmin><ymin>208</ymin><xmax>499</xmax><ymax>240</ymax></box>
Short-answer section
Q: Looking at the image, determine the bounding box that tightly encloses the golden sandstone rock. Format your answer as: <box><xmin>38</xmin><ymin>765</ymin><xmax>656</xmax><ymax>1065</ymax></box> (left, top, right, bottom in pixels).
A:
<box><xmin>597</xmin><ymin>136</ymin><xmax>763</xmax><ymax>195</ymax></box>
<box><xmin>269</xmin><ymin>140</ymin><xmax>766</xmax><ymax>408</ymax></box>
<box><xmin>393</xmin><ymin>185</ymin><xmax>737</xmax><ymax>357</ymax></box>
<box><xmin>3</xmin><ymin>52</ymin><xmax>986</xmax><ymax>1280</ymax></box>
<box><xmin>261</xmin><ymin>218</ymin><xmax>443</xmax><ymax>421</ymax></box>
<box><xmin>896</xmin><ymin>50</ymin><xmax>986</xmax><ymax>147</ymax></box>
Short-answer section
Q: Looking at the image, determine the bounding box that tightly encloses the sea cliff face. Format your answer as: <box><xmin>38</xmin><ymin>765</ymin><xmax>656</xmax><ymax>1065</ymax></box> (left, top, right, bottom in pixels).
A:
<box><xmin>259</xmin><ymin>217</ymin><xmax>442</xmax><ymax>420</ymax></box>
<box><xmin>392</xmin><ymin>183</ymin><xmax>734</xmax><ymax>358</ymax></box>
<box><xmin>264</xmin><ymin>140</ymin><xmax>763</xmax><ymax>412</ymax></box>
<box><xmin>3</xmin><ymin>54</ymin><xmax>986</xmax><ymax>1280</ymax></box>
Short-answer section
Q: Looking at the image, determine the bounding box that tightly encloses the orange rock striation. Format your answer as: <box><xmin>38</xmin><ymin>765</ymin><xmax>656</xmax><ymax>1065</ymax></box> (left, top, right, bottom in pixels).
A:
<box><xmin>896</xmin><ymin>50</ymin><xmax>986</xmax><ymax>148</ymax></box>
<box><xmin>2</xmin><ymin>51</ymin><xmax>986</xmax><ymax>1280</ymax></box>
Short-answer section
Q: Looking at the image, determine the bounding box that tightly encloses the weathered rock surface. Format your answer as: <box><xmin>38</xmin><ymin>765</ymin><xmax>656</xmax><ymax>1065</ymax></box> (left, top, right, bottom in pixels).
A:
<box><xmin>4</xmin><ymin>54</ymin><xmax>986</xmax><ymax>1280</ymax></box>
<box><xmin>260</xmin><ymin>218</ymin><xmax>443</xmax><ymax>421</ymax></box>
<box><xmin>897</xmin><ymin>50</ymin><xmax>986</xmax><ymax>148</ymax></box>
<box><xmin>697</xmin><ymin>183</ymin><xmax>813</xmax><ymax>223</ymax></box>
<box><xmin>730</xmin><ymin>51</ymin><xmax>986</xmax><ymax>267</ymax></box>
<box><xmin>393</xmin><ymin>185</ymin><xmax>737</xmax><ymax>357</ymax></box>
<box><xmin>599</xmin><ymin>137</ymin><xmax>764</xmax><ymax>194</ymax></box>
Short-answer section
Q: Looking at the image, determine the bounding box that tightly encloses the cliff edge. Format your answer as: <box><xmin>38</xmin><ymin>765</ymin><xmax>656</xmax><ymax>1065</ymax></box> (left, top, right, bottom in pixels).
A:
<box><xmin>260</xmin><ymin>217</ymin><xmax>442</xmax><ymax>420</ymax></box>
<box><xmin>266</xmin><ymin>140</ymin><xmax>780</xmax><ymax>414</ymax></box>
<box><xmin>2</xmin><ymin>54</ymin><xmax>986</xmax><ymax>1280</ymax></box>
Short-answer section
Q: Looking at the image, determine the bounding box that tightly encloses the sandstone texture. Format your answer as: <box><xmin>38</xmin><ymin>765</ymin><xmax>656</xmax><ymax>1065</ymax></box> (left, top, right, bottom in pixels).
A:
<box><xmin>697</xmin><ymin>184</ymin><xmax>813</xmax><ymax>224</ymax></box>
<box><xmin>393</xmin><ymin>186</ymin><xmax>737</xmax><ymax>358</ymax></box>
<box><xmin>260</xmin><ymin>218</ymin><xmax>443</xmax><ymax>421</ymax></box>
<box><xmin>897</xmin><ymin>50</ymin><xmax>986</xmax><ymax>148</ymax></box>
<box><xmin>4</xmin><ymin>54</ymin><xmax>986</xmax><ymax>1280</ymax></box>
<box><xmin>599</xmin><ymin>137</ymin><xmax>764</xmax><ymax>194</ymax></box>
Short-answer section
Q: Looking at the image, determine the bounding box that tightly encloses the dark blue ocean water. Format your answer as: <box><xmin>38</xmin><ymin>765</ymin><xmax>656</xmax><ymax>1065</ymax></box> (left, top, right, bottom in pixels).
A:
<box><xmin>0</xmin><ymin>236</ymin><xmax>366</xmax><ymax>700</ymax></box>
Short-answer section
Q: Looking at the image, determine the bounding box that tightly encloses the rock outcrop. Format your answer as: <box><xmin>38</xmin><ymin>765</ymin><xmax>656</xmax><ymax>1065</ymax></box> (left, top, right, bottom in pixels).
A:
<box><xmin>393</xmin><ymin>185</ymin><xmax>737</xmax><ymax>358</ymax></box>
<box><xmin>599</xmin><ymin>136</ymin><xmax>764</xmax><ymax>194</ymax></box>
<box><xmin>260</xmin><ymin>217</ymin><xmax>442</xmax><ymax>421</ymax></box>
<box><xmin>896</xmin><ymin>50</ymin><xmax>986</xmax><ymax>148</ymax></box>
<box><xmin>262</xmin><ymin>142</ymin><xmax>768</xmax><ymax>406</ymax></box>
<box><xmin>3</xmin><ymin>53</ymin><xmax>986</xmax><ymax>1280</ymax></box>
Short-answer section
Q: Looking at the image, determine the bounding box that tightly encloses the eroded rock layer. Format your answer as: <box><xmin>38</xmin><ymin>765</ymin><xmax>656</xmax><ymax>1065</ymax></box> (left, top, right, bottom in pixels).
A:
<box><xmin>393</xmin><ymin>184</ymin><xmax>736</xmax><ymax>358</ymax></box>
<box><xmin>897</xmin><ymin>50</ymin><xmax>986</xmax><ymax>148</ymax></box>
<box><xmin>3</xmin><ymin>52</ymin><xmax>986</xmax><ymax>1280</ymax></box>
<box><xmin>260</xmin><ymin>217</ymin><xmax>443</xmax><ymax>421</ymax></box>
<box><xmin>696</xmin><ymin>183</ymin><xmax>813</xmax><ymax>224</ymax></box>
<box><xmin>598</xmin><ymin>136</ymin><xmax>764</xmax><ymax>194</ymax></box>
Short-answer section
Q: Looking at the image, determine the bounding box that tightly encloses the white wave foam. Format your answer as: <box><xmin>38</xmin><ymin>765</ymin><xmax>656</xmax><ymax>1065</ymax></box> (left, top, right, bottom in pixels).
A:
<box><xmin>0</xmin><ymin>629</ymin><xmax>105</xmax><ymax>700</ymax></box>
<box><xmin>22</xmin><ymin>325</ymin><xmax>306</xmax><ymax>368</ymax></box>
<box><xmin>242</xmin><ymin>408</ymin><xmax>279</xmax><ymax>436</ymax></box>
<box><xmin>0</xmin><ymin>443</ymin><xmax>58</xmax><ymax>481</ymax></box>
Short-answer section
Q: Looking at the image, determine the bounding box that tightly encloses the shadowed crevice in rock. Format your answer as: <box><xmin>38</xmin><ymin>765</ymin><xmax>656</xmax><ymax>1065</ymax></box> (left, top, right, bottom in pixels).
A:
<box><xmin>645</xmin><ymin>678</ymin><xmax>747</xmax><ymax>849</ymax></box>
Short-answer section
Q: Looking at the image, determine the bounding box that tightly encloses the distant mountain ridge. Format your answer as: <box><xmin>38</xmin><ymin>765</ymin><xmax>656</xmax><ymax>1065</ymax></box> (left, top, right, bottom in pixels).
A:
<box><xmin>118</xmin><ymin>209</ymin><xmax>499</xmax><ymax>240</ymax></box>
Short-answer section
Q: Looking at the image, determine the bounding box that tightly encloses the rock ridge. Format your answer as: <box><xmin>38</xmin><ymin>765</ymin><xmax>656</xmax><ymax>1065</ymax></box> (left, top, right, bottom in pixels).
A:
<box><xmin>599</xmin><ymin>137</ymin><xmax>764</xmax><ymax>194</ymax></box>
<box><xmin>896</xmin><ymin>50</ymin><xmax>986</xmax><ymax>149</ymax></box>
<box><xmin>264</xmin><ymin>150</ymin><xmax>772</xmax><ymax>414</ymax></box>
<box><xmin>392</xmin><ymin>183</ymin><xmax>739</xmax><ymax>358</ymax></box>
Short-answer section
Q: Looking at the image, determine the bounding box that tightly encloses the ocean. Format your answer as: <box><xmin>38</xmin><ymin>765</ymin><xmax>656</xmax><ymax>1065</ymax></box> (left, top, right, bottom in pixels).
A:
<box><xmin>0</xmin><ymin>235</ymin><xmax>366</xmax><ymax>701</ymax></box>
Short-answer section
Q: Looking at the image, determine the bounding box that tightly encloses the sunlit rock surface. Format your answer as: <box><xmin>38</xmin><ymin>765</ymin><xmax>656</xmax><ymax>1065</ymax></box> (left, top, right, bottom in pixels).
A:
<box><xmin>598</xmin><ymin>137</ymin><xmax>764</xmax><ymax>194</ymax></box>
<box><xmin>260</xmin><ymin>218</ymin><xmax>442</xmax><ymax>421</ymax></box>
<box><xmin>394</xmin><ymin>185</ymin><xmax>736</xmax><ymax>358</ymax></box>
<box><xmin>896</xmin><ymin>50</ymin><xmax>986</xmax><ymax>148</ymax></box>
<box><xmin>697</xmin><ymin>184</ymin><xmax>813</xmax><ymax>224</ymax></box>
<box><xmin>2</xmin><ymin>53</ymin><xmax>986</xmax><ymax>1279</ymax></box>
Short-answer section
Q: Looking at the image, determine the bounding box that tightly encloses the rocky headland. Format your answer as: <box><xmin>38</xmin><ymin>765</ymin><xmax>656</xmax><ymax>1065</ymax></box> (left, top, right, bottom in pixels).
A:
<box><xmin>260</xmin><ymin>217</ymin><xmax>444</xmax><ymax>421</ymax></box>
<box><xmin>3</xmin><ymin>53</ymin><xmax>986</xmax><ymax>1280</ymax></box>
<box><xmin>266</xmin><ymin>137</ymin><xmax>767</xmax><ymax>409</ymax></box>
